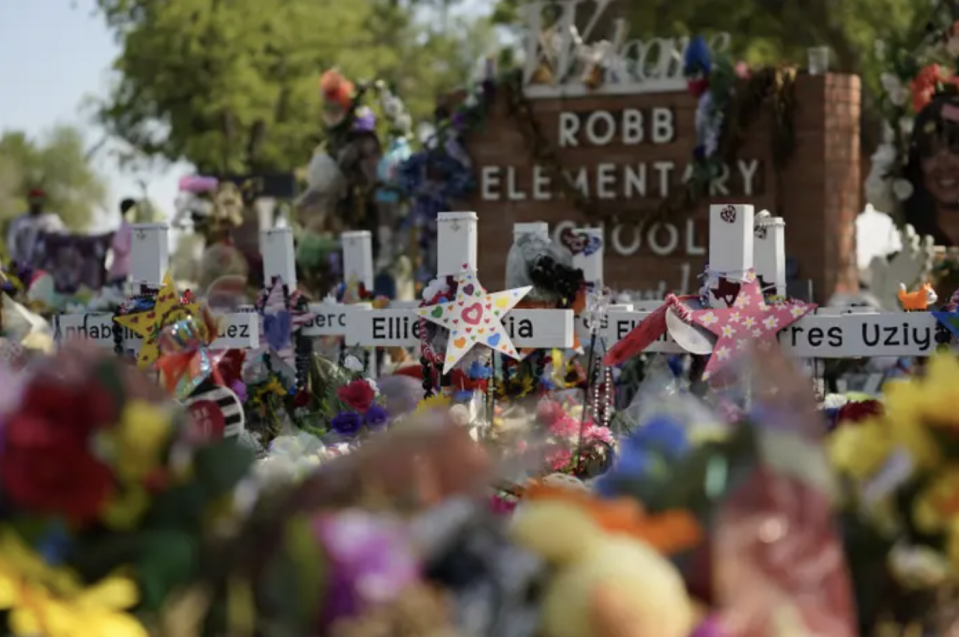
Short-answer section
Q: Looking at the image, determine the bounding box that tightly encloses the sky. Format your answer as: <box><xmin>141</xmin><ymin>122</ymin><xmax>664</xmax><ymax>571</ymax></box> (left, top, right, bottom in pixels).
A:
<box><xmin>0</xmin><ymin>0</ymin><xmax>191</xmax><ymax>232</ymax></box>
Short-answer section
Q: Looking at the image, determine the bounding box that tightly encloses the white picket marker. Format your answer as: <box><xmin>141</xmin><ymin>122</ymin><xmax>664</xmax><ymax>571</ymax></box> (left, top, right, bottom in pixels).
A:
<box><xmin>754</xmin><ymin>213</ymin><xmax>786</xmax><ymax>297</ymax></box>
<box><xmin>437</xmin><ymin>212</ymin><xmax>479</xmax><ymax>275</ymax></box>
<box><xmin>261</xmin><ymin>227</ymin><xmax>297</xmax><ymax>290</ymax></box>
<box><xmin>342</xmin><ymin>230</ymin><xmax>374</xmax><ymax>290</ymax></box>
<box><xmin>130</xmin><ymin>223</ymin><xmax>170</xmax><ymax>289</ymax></box>
<box><xmin>348</xmin><ymin>212</ymin><xmax>575</xmax><ymax>349</ymax></box>
<box><xmin>706</xmin><ymin>204</ymin><xmax>755</xmax><ymax>308</ymax></box>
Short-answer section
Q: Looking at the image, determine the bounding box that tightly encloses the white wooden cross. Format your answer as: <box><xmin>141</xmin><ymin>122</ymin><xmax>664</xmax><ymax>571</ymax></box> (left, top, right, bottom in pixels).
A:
<box><xmin>603</xmin><ymin>204</ymin><xmax>946</xmax><ymax>359</ymax></box>
<box><xmin>344</xmin><ymin>212</ymin><xmax>576</xmax><ymax>351</ymax></box>
<box><xmin>53</xmin><ymin>223</ymin><xmax>258</xmax><ymax>352</ymax></box>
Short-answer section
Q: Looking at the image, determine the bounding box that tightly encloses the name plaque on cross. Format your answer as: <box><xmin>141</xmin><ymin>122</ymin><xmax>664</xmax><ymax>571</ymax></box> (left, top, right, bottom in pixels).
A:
<box><xmin>346</xmin><ymin>308</ymin><xmax>574</xmax><ymax>349</ymax></box>
<box><xmin>605</xmin><ymin>309</ymin><xmax>947</xmax><ymax>358</ymax></box>
<box><xmin>54</xmin><ymin>312</ymin><xmax>259</xmax><ymax>350</ymax></box>
<box><xmin>300</xmin><ymin>302</ymin><xmax>371</xmax><ymax>337</ymax></box>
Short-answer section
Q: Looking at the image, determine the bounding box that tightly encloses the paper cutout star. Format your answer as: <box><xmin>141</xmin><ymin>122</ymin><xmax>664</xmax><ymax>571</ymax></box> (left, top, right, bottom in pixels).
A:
<box><xmin>932</xmin><ymin>311</ymin><xmax>959</xmax><ymax>341</ymax></box>
<box><xmin>688</xmin><ymin>270</ymin><xmax>816</xmax><ymax>381</ymax></box>
<box><xmin>249</xmin><ymin>277</ymin><xmax>315</xmax><ymax>381</ymax></box>
<box><xmin>114</xmin><ymin>273</ymin><xmax>203</xmax><ymax>368</ymax></box>
<box><xmin>414</xmin><ymin>266</ymin><xmax>531</xmax><ymax>374</ymax></box>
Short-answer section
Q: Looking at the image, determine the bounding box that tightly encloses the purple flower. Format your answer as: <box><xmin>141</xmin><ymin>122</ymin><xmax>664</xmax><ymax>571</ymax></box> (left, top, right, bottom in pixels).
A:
<box><xmin>364</xmin><ymin>404</ymin><xmax>388</xmax><ymax>429</ymax></box>
<box><xmin>331</xmin><ymin>412</ymin><xmax>363</xmax><ymax>437</ymax></box>
<box><xmin>314</xmin><ymin>511</ymin><xmax>420</xmax><ymax>625</ymax></box>
<box><xmin>230</xmin><ymin>381</ymin><xmax>247</xmax><ymax>402</ymax></box>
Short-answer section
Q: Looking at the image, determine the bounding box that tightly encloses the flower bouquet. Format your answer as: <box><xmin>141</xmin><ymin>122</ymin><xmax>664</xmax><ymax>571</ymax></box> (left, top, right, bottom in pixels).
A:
<box><xmin>0</xmin><ymin>342</ymin><xmax>254</xmax><ymax>636</ymax></box>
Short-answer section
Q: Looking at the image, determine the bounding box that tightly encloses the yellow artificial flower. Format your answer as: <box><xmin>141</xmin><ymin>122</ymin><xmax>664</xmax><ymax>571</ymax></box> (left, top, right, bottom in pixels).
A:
<box><xmin>0</xmin><ymin>531</ymin><xmax>146</xmax><ymax>637</ymax></box>
<box><xmin>828</xmin><ymin>417</ymin><xmax>895</xmax><ymax>480</ymax></box>
<box><xmin>104</xmin><ymin>401</ymin><xmax>173</xmax><ymax>483</ymax></box>
<box><xmin>882</xmin><ymin>355</ymin><xmax>959</xmax><ymax>470</ymax></box>
<box><xmin>913</xmin><ymin>466</ymin><xmax>959</xmax><ymax>534</ymax></box>
<box><xmin>415</xmin><ymin>394</ymin><xmax>451</xmax><ymax>413</ymax></box>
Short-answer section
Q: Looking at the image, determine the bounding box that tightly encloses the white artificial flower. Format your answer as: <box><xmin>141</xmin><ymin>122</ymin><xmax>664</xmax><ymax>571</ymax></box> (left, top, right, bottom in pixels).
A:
<box><xmin>898</xmin><ymin>117</ymin><xmax>914</xmax><ymax>135</ymax></box>
<box><xmin>881</xmin><ymin>73</ymin><xmax>909</xmax><ymax>107</ymax></box>
<box><xmin>821</xmin><ymin>394</ymin><xmax>849</xmax><ymax>409</ymax></box>
<box><xmin>871</xmin><ymin>142</ymin><xmax>896</xmax><ymax>167</ymax></box>
<box><xmin>343</xmin><ymin>355</ymin><xmax>364</xmax><ymax>372</ymax></box>
<box><xmin>449</xmin><ymin>404</ymin><xmax>471</xmax><ymax>426</ymax></box>
<box><xmin>422</xmin><ymin>276</ymin><xmax>450</xmax><ymax>301</ymax></box>
<box><xmin>892</xmin><ymin>178</ymin><xmax>914</xmax><ymax>201</ymax></box>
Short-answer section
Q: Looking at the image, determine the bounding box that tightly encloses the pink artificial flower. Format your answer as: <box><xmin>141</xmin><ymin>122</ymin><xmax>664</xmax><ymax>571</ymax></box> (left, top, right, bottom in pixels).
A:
<box><xmin>490</xmin><ymin>495</ymin><xmax>517</xmax><ymax>516</ymax></box>
<box><xmin>549</xmin><ymin>415</ymin><xmax>580</xmax><ymax>439</ymax></box>
<box><xmin>584</xmin><ymin>425</ymin><xmax>614</xmax><ymax>445</ymax></box>
<box><xmin>734</xmin><ymin>61</ymin><xmax>750</xmax><ymax>79</ymax></box>
<box><xmin>536</xmin><ymin>399</ymin><xmax>563</xmax><ymax>425</ymax></box>
<box><xmin>546</xmin><ymin>447</ymin><xmax>574</xmax><ymax>471</ymax></box>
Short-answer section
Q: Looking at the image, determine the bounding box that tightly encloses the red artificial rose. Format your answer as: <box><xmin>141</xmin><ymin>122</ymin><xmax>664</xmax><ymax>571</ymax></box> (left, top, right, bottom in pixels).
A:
<box><xmin>837</xmin><ymin>400</ymin><xmax>882</xmax><ymax>425</ymax></box>
<box><xmin>19</xmin><ymin>380</ymin><xmax>117</xmax><ymax>434</ymax></box>
<box><xmin>337</xmin><ymin>379</ymin><xmax>375</xmax><ymax>413</ymax></box>
<box><xmin>293</xmin><ymin>390</ymin><xmax>311</xmax><ymax>408</ymax></box>
<box><xmin>0</xmin><ymin>413</ymin><xmax>114</xmax><ymax>524</ymax></box>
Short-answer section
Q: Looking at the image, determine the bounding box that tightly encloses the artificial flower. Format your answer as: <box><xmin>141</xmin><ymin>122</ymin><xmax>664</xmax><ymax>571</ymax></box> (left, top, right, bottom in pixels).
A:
<box><xmin>827</xmin><ymin>417</ymin><xmax>894</xmax><ymax>481</ymax></box>
<box><xmin>331</xmin><ymin>412</ymin><xmax>363</xmax><ymax>437</ymax></box>
<box><xmin>337</xmin><ymin>379</ymin><xmax>375</xmax><ymax>413</ymax></box>
<box><xmin>0</xmin><ymin>532</ymin><xmax>147</xmax><ymax>637</ymax></box>
<box><xmin>314</xmin><ymin>511</ymin><xmax>421</xmax><ymax>624</ymax></box>
<box><xmin>0</xmin><ymin>411</ymin><xmax>114</xmax><ymax>525</ymax></box>
<box><xmin>364</xmin><ymin>404</ymin><xmax>389</xmax><ymax>429</ymax></box>
<box><xmin>101</xmin><ymin>401</ymin><xmax>173</xmax><ymax>483</ymax></box>
<box><xmin>415</xmin><ymin>394</ymin><xmax>451</xmax><ymax>413</ymax></box>
<box><xmin>912</xmin><ymin>466</ymin><xmax>959</xmax><ymax>533</ymax></box>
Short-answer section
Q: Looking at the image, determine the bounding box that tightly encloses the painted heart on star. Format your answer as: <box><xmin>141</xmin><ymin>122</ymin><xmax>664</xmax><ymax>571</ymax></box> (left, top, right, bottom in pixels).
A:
<box><xmin>462</xmin><ymin>283</ymin><xmax>475</xmax><ymax>296</ymax></box>
<box><xmin>495</xmin><ymin>297</ymin><xmax>509</xmax><ymax>309</ymax></box>
<box><xmin>430</xmin><ymin>306</ymin><xmax>443</xmax><ymax>318</ymax></box>
<box><xmin>486</xmin><ymin>333</ymin><xmax>501</xmax><ymax>347</ymax></box>
<box><xmin>461</xmin><ymin>303</ymin><xmax>483</xmax><ymax>325</ymax></box>
<box><xmin>453</xmin><ymin>337</ymin><xmax>467</xmax><ymax>348</ymax></box>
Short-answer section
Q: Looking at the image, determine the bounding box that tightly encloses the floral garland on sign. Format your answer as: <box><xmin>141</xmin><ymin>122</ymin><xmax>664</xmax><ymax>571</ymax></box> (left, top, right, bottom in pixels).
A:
<box><xmin>865</xmin><ymin>1</ymin><xmax>959</xmax><ymax>218</ymax></box>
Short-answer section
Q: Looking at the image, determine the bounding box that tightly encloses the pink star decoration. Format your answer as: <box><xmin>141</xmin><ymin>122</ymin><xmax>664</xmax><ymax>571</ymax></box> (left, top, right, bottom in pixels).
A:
<box><xmin>687</xmin><ymin>270</ymin><xmax>816</xmax><ymax>381</ymax></box>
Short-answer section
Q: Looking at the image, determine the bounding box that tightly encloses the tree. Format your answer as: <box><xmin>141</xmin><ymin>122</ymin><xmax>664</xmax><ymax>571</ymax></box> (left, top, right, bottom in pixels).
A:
<box><xmin>0</xmin><ymin>125</ymin><xmax>108</xmax><ymax>231</ymax></box>
<box><xmin>93</xmin><ymin>0</ymin><xmax>495</xmax><ymax>175</ymax></box>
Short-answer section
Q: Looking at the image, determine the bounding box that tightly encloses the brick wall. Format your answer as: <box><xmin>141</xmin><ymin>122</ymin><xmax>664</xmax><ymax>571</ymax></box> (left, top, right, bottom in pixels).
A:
<box><xmin>458</xmin><ymin>73</ymin><xmax>861</xmax><ymax>303</ymax></box>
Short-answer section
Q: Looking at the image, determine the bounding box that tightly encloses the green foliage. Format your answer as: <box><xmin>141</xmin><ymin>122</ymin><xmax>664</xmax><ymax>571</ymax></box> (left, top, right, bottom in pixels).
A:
<box><xmin>0</xmin><ymin>125</ymin><xmax>107</xmax><ymax>231</ymax></box>
<box><xmin>94</xmin><ymin>0</ymin><xmax>496</xmax><ymax>174</ymax></box>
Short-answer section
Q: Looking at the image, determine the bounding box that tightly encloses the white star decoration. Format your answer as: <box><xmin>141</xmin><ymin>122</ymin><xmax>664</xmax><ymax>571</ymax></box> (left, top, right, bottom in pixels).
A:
<box><xmin>414</xmin><ymin>266</ymin><xmax>531</xmax><ymax>374</ymax></box>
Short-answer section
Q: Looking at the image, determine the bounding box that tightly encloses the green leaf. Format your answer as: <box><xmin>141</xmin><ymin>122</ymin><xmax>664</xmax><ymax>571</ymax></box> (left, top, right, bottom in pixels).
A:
<box><xmin>93</xmin><ymin>358</ymin><xmax>126</xmax><ymax>412</ymax></box>
<box><xmin>137</xmin><ymin>530</ymin><xmax>197</xmax><ymax>611</ymax></box>
<box><xmin>284</xmin><ymin>516</ymin><xmax>326</xmax><ymax>624</ymax></box>
<box><xmin>193</xmin><ymin>441</ymin><xmax>255</xmax><ymax>500</ymax></box>
<box><xmin>145</xmin><ymin>483</ymin><xmax>207</xmax><ymax>530</ymax></box>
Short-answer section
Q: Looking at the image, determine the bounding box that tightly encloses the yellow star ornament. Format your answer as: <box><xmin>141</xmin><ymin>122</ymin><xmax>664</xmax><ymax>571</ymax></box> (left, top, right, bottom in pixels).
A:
<box><xmin>113</xmin><ymin>273</ymin><xmax>204</xmax><ymax>369</ymax></box>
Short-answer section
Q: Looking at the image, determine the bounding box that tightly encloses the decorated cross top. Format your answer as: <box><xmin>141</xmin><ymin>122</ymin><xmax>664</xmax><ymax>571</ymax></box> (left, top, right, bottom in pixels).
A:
<box><xmin>345</xmin><ymin>212</ymin><xmax>575</xmax><ymax>351</ymax></box>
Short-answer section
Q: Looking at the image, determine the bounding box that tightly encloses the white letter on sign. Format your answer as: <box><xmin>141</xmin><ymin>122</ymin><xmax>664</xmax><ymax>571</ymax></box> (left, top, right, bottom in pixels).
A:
<box><xmin>651</xmin><ymin>108</ymin><xmax>675</xmax><ymax>144</ymax></box>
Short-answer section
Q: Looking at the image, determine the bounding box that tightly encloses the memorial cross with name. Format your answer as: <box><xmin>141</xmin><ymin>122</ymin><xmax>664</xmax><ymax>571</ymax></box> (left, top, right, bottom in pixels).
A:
<box><xmin>603</xmin><ymin>204</ymin><xmax>952</xmax><ymax>360</ymax></box>
<box><xmin>344</xmin><ymin>212</ymin><xmax>576</xmax><ymax>353</ymax></box>
<box><xmin>53</xmin><ymin>223</ymin><xmax>259</xmax><ymax>353</ymax></box>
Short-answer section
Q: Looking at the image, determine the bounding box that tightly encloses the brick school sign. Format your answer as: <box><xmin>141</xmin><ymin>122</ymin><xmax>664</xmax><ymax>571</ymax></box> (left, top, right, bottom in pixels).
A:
<box><xmin>464</xmin><ymin>73</ymin><xmax>862</xmax><ymax>302</ymax></box>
